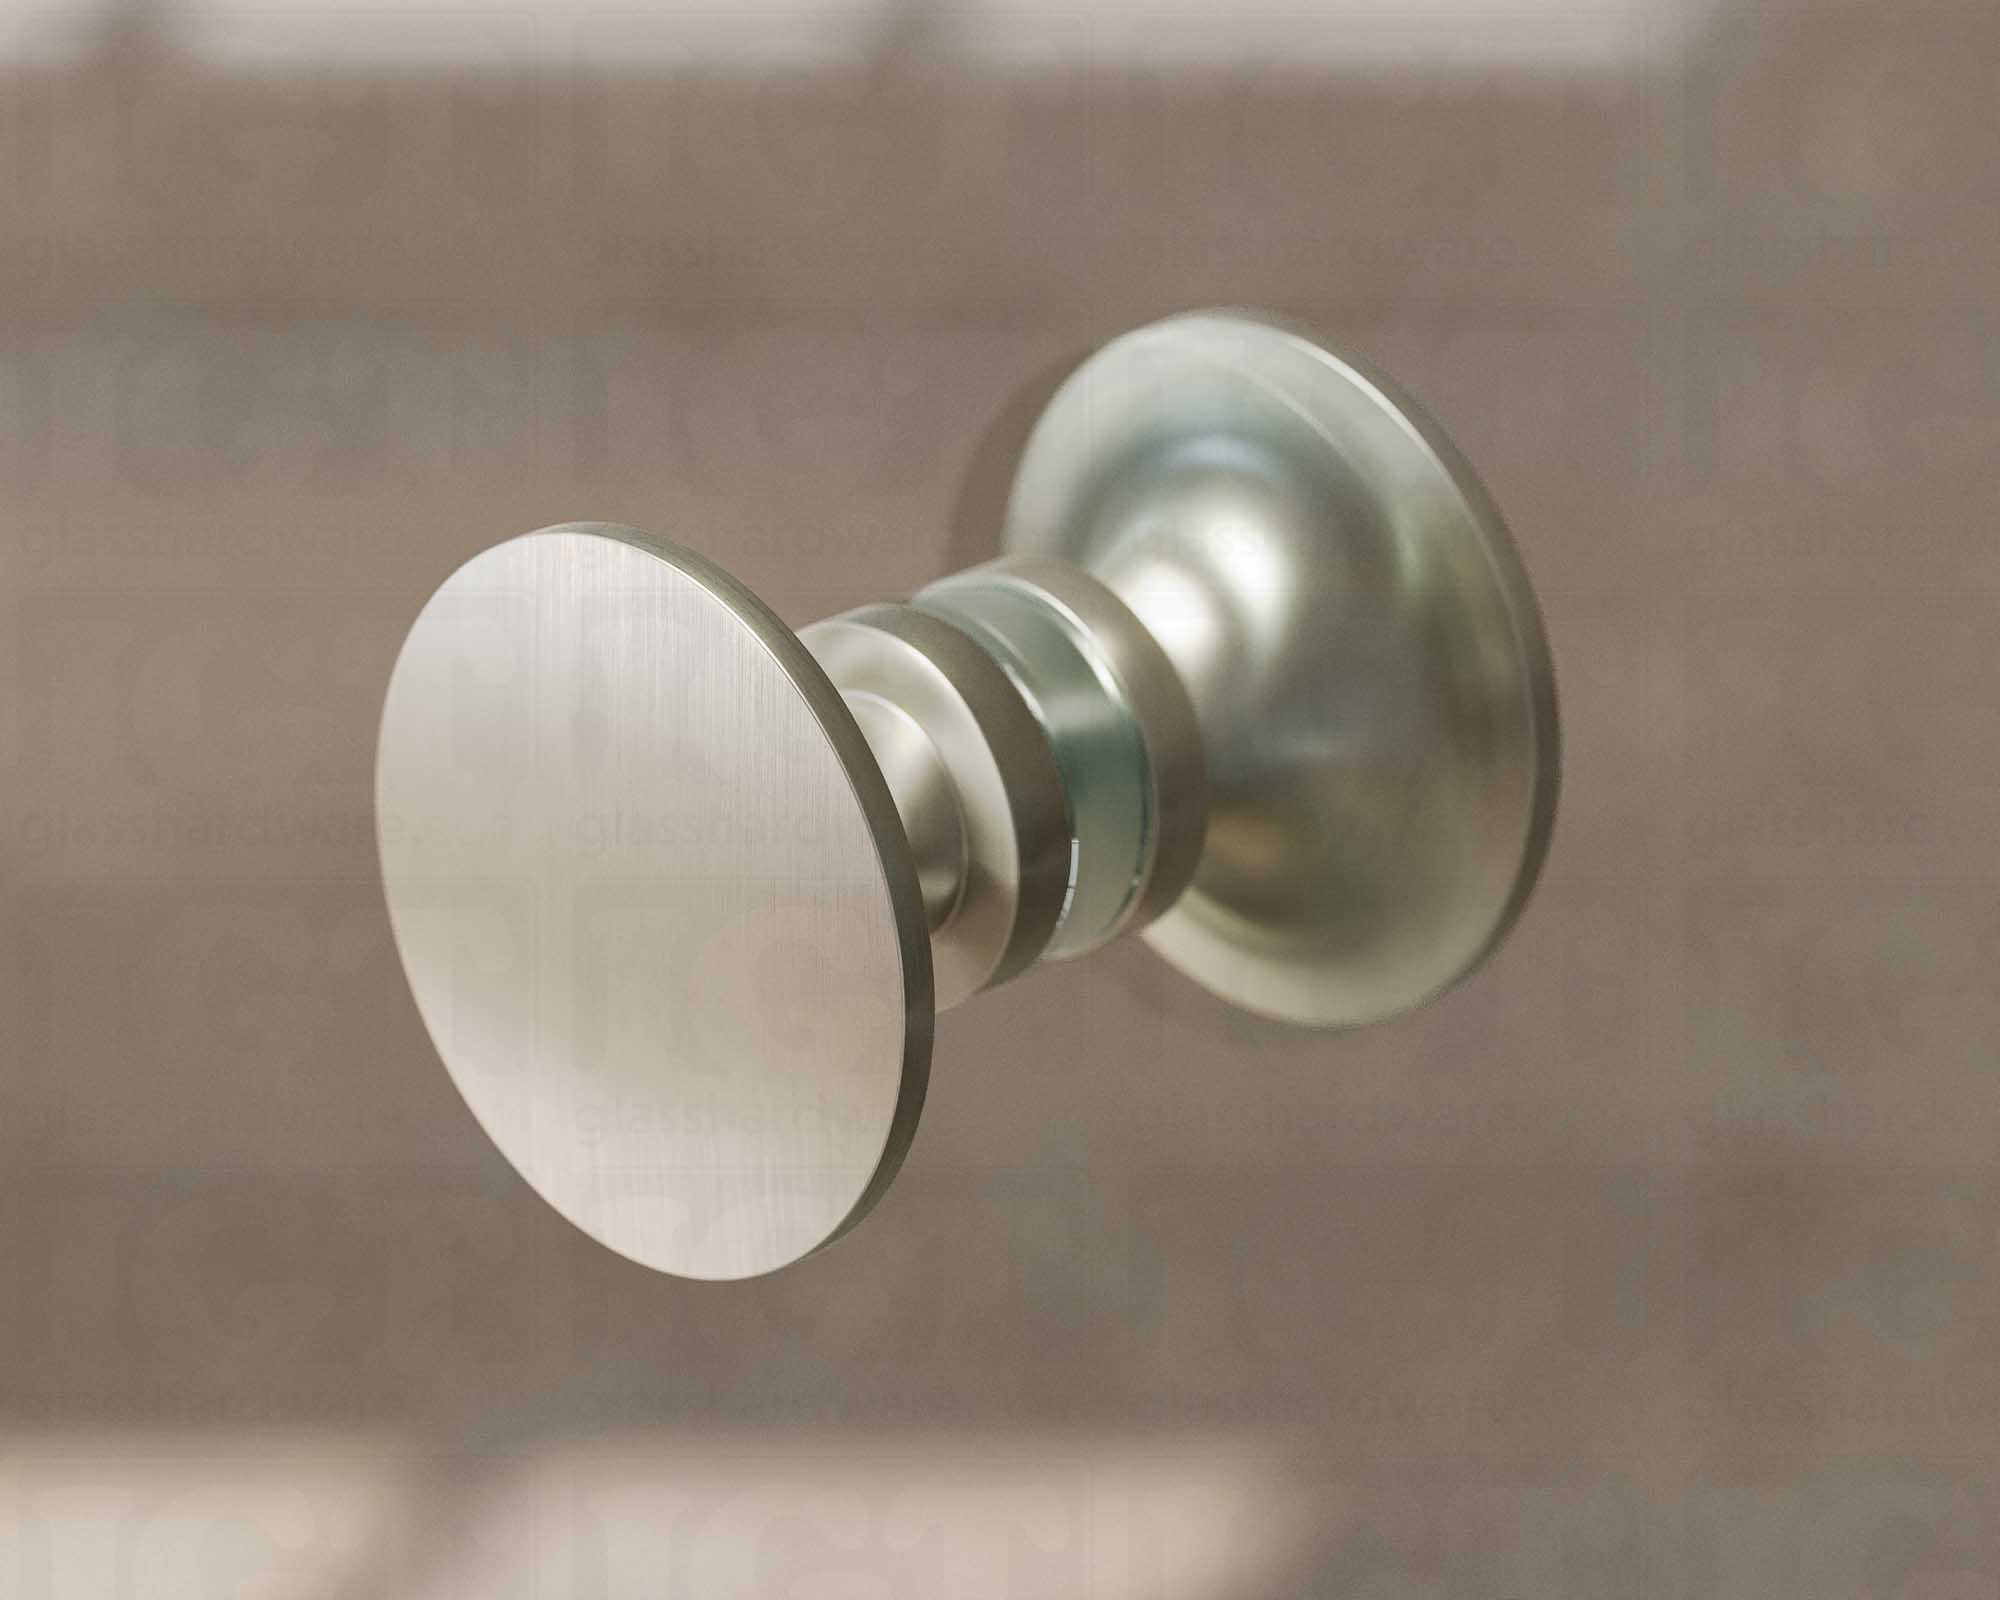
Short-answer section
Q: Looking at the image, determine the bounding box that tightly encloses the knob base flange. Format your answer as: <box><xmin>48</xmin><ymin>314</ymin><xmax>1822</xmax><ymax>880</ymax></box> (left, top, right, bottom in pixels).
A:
<box><xmin>1004</xmin><ymin>310</ymin><xmax>1560</xmax><ymax>1027</ymax></box>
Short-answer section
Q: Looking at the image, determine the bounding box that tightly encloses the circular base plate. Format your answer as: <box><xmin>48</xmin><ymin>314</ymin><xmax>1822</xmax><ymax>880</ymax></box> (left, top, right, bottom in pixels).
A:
<box><xmin>378</xmin><ymin>524</ymin><xmax>931</xmax><ymax>1278</ymax></box>
<box><xmin>1005</xmin><ymin>312</ymin><xmax>1558</xmax><ymax>1026</ymax></box>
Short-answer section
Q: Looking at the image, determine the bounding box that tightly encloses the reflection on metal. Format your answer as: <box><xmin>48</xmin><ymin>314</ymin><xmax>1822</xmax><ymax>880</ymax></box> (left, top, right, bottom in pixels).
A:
<box><xmin>1006</xmin><ymin>310</ymin><xmax>1558</xmax><ymax>1025</ymax></box>
<box><xmin>377</xmin><ymin>311</ymin><xmax>1559</xmax><ymax>1278</ymax></box>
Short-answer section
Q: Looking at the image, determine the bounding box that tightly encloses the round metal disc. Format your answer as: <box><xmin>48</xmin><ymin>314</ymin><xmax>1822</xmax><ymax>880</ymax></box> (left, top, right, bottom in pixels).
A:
<box><xmin>1005</xmin><ymin>311</ymin><xmax>1559</xmax><ymax>1026</ymax></box>
<box><xmin>377</xmin><ymin>523</ymin><xmax>932</xmax><ymax>1278</ymax></box>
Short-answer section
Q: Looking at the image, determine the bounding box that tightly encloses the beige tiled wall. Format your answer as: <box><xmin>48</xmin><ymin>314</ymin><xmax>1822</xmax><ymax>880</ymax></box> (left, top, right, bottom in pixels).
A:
<box><xmin>3</xmin><ymin>3</ymin><xmax>1997</xmax><ymax>1594</ymax></box>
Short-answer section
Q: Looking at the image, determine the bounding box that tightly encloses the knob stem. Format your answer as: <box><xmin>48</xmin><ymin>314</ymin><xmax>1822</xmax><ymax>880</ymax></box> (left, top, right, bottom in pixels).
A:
<box><xmin>841</xmin><ymin>691</ymin><xmax>968</xmax><ymax>933</ymax></box>
<box><xmin>804</xmin><ymin>557</ymin><xmax>1209</xmax><ymax>1007</ymax></box>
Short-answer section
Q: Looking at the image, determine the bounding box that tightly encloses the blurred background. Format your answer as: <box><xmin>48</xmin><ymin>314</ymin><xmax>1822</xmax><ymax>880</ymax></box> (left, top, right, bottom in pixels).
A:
<box><xmin>3</xmin><ymin>0</ymin><xmax>1998</xmax><ymax>1593</ymax></box>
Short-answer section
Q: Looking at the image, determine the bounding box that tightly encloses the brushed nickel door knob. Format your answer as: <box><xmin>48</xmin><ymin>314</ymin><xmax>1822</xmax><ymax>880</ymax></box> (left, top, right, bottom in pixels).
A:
<box><xmin>376</xmin><ymin>310</ymin><xmax>1559</xmax><ymax>1279</ymax></box>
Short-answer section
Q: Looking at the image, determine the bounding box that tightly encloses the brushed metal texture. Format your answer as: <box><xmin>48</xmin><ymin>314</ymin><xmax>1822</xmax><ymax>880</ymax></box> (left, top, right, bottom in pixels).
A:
<box><xmin>376</xmin><ymin>523</ymin><xmax>932</xmax><ymax>1279</ymax></box>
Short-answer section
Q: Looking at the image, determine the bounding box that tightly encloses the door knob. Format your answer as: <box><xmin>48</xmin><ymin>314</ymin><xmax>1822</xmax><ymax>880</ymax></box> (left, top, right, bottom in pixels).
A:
<box><xmin>376</xmin><ymin>310</ymin><xmax>1559</xmax><ymax>1279</ymax></box>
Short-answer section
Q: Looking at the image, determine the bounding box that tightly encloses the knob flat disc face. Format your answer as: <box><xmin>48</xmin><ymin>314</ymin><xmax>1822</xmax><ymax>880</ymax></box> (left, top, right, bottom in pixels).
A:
<box><xmin>377</xmin><ymin>524</ymin><xmax>931</xmax><ymax>1279</ymax></box>
<box><xmin>1006</xmin><ymin>312</ymin><xmax>1559</xmax><ymax>1026</ymax></box>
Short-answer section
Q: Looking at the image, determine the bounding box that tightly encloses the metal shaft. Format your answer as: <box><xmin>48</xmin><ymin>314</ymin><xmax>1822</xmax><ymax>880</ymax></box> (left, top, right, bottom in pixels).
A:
<box><xmin>804</xmin><ymin>556</ymin><xmax>1209</xmax><ymax>1010</ymax></box>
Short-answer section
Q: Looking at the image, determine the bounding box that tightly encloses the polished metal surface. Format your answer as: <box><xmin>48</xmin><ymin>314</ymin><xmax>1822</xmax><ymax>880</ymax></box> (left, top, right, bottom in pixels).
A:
<box><xmin>374</xmin><ymin>313</ymin><xmax>1559</xmax><ymax>1280</ymax></box>
<box><xmin>1005</xmin><ymin>310</ymin><xmax>1559</xmax><ymax>1026</ymax></box>
<box><xmin>376</xmin><ymin>523</ymin><xmax>932</xmax><ymax>1279</ymax></box>
<box><xmin>915</xmin><ymin>558</ymin><xmax>1209</xmax><ymax>957</ymax></box>
<box><xmin>843</xmin><ymin>691</ymin><xmax>967</xmax><ymax>932</ymax></box>
<box><xmin>802</xmin><ymin>604</ymin><xmax>1070</xmax><ymax>1006</ymax></box>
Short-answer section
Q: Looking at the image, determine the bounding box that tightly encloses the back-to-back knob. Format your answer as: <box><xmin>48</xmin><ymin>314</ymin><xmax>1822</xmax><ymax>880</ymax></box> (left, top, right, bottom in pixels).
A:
<box><xmin>376</xmin><ymin>310</ymin><xmax>1559</xmax><ymax>1279</ymax></box>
